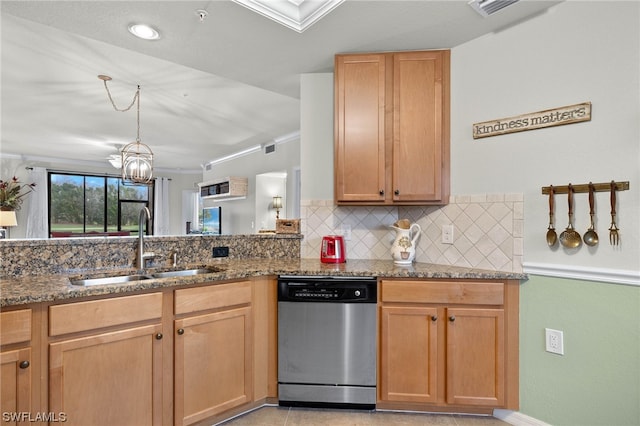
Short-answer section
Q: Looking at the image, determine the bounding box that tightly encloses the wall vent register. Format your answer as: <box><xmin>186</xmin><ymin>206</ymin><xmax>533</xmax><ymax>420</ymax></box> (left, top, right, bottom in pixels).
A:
<box><xmin>198</xmin><ymin>176</ymin><xmax>248</xmax><ymax>200</ymax></box>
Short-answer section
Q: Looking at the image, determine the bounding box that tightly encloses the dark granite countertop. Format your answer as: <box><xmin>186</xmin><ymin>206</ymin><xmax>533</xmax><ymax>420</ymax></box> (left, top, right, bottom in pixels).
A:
<box><xmin>0</xmin><ymin>258</ymin><xmax>527</xmax><ymax>307</ymax></box>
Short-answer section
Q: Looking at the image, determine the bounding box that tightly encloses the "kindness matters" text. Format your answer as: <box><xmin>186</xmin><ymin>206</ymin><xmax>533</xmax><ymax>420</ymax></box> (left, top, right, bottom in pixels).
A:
<box><xmin>473</xmin><ymin>102</ymin><xmax>591</xmax><ymax>139</ymax></box>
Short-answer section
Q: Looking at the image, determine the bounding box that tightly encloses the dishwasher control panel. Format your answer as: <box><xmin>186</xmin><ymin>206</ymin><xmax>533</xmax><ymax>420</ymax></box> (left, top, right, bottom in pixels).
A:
<box><xmin>277</xmin><ymin>276</ymin><xmax>376</xmax><ymax>303</ymax></box>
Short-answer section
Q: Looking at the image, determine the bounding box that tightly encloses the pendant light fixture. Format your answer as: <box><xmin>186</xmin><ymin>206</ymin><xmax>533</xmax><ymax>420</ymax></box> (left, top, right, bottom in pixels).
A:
<box><xmin>98</xmin><ymin>75</ymin><xmax>154</xmax><ymax>184</ymax></box>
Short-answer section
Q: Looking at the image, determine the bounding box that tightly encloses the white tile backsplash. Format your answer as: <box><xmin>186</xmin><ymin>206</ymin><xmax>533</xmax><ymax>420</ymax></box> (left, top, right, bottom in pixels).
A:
<box><xmin>300</xmin><ymin>194</ymin><xmax>523</xmax><ymax>273</ymax></box>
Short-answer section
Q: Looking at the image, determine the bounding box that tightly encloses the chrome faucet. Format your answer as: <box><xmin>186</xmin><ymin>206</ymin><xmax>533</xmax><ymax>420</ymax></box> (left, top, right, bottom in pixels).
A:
<box><xmin>137</xmin><ymin>206</ymin><xmax>154</xmax><ymax>270</ymax></box>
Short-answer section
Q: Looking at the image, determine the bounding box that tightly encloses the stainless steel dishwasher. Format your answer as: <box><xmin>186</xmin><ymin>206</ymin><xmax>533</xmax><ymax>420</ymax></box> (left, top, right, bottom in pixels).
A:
<box><xmin>277</xmin><ymin>275</ymin><xmax>377</xmax><ymax>409</ymax></box>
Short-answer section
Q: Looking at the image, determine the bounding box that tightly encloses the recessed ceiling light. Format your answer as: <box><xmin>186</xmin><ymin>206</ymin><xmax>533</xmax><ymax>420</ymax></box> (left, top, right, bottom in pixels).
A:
<box><xmin>128</xmin><ymin>23</ymin><xmax>160</xmax><ymax>40</ymax></box>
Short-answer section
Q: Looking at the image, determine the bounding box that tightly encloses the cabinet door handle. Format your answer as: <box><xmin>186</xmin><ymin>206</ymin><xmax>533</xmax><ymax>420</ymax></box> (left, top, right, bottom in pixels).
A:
<box><xmin>155</xmin><ymin>333</ymin><xmax>163</xmax><ymax>340</ymax></box>
<box><xmin>19</xmin><ymin>360</ymin><xmax>30</xmax><ymax>369</ymax></box>
<box><xmin>431</xmin><ymin>315</ymin><xmax>438</xmax><ymax>322</ymax></box>
<box><xmin>394</xmin><ymin>189</ymin><xmax>400</xmax><ymax>196</ymax></box>
<box><xmin>379</xmin><ymin>190</ymin><xmax>384</xmax><ymax>196</ymax></box>
<box><xmin>177</xmin><ymin>328</ymin><xmax>184</xmax><ymax>335</ymax></box>
<box><xmin>449</xmin><ymin>315</ymin><xmax>456</xmax><ymax>322</ymax></box>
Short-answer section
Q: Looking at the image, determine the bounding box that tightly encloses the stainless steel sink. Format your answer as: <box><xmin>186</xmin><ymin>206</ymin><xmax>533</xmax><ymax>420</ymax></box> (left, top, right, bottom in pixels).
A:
<box><xmin>70</xmin><ymin>266</ymin><xmax>224</xmax><ymax>286</ymax></box>
<box><xmin>150</xmin><ymin>267</ymin><xmax>223</xmax><ymax>278</ymax></box>
<box><xmin>70</xmin><ymin>274</ymin><xmax>151</xmax><ymax>286</ymax></box>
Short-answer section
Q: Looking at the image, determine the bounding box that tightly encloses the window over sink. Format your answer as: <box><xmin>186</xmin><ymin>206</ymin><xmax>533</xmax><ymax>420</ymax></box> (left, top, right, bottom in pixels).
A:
<box><xmin>48</xmin><ymin>172</ymin><xmax>154</xmax><ymax>238</ymax></box>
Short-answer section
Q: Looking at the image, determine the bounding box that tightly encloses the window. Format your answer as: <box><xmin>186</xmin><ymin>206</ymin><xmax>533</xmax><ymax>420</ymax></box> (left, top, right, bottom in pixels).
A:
<box><xmin>48</xmin><ymin>172</ymin><xmax>153</xmax><ymax>237</ymax></box>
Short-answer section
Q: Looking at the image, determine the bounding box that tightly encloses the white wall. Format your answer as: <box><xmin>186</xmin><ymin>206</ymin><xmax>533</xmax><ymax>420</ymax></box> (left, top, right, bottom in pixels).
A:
<box><xmin>201</xmin><ymin>139</ymin><xmax>300</xmax><ymax>234</ymax></box>
<box><xmin>255</xmin><ymin>173</ymin><xmax>287</xmax><ymax>231</ymax></box>
<box><xmin>299</xmin><ymin>2</ymin><xmax>640</xmax><ymax>280</ymax></box>
<box><xmin>452</xmin><ymin>1</ymin><xmax>640</xmax><ymax>275</ymax></box>
<box><xmin>300</xmin><ymin>73</ymin><xmax>334</xmax><ymax>201</ymax></box>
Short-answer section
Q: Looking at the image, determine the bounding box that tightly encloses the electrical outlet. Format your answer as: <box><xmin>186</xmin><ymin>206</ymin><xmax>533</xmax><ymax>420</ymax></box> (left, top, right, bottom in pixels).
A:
<box><xmin>441</xmin><ymin>224</ymin><xmax>454</xmax><ymax>244</ymax></box>
<box><xmin>545</xmin><ymin>328</ymin><xmax>564</xmax><ymax>355</ymax></box>
<box><xmin>341</xmin><ymin>224</ymin><xmax>352</xmax><ymax>241</ymax></box>
<box><xmin>212</xmin><ymin>246</ymin><xmax>229</xmax><ymax>258</ymax></box>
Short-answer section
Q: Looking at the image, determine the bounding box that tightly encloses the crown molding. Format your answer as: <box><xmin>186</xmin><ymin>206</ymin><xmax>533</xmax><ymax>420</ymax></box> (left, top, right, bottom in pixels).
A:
<box><xmin>231</xmin><ymin>0</ymin><xmax>345</xmax><ymax>32</ymax></box>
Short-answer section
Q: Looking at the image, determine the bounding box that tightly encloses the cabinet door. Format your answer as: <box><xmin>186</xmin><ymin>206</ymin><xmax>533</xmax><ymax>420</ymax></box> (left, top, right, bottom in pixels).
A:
<box><xmin>379</xmin><ymin>306</ymin><xmax>438</xmax><ymax>403</ymax></box>
<box><xmin>49</xmin><ymin>324</ymin><xmax>163</xmax><ymax>426</ymax></box>
<box><xmin>446</xmin><ymin>307</ymin><xmax>505</xmax><ymax>406</ymax></box>
<box><xmin>392</xmin><ymin>50</ymin><xmax>449</xmax><ymax>203</ymax></box>
<box><xmin>174</xmin><ymin>306</ymin><xmax>252</xmax><ymax>426</ymax></box>
<box><xmin>335</xmin><ymin>53</ymin><xmax>387</xmax><ymax>202</ymax></box>
<box><xmin>1</xmin><ymin>348</ymin><xmax>32</xmax><ymax>422</ymax></box>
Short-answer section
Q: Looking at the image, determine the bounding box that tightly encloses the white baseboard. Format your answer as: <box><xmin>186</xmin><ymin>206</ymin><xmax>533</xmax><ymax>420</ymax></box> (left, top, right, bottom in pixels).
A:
<box><xmin>494</xmin><ymin>409</ymin><xmax>551</xmax><ymax>426</ymax></box>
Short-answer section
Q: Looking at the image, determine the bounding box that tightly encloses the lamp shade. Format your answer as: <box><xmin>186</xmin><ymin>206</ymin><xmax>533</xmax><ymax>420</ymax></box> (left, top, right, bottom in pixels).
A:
<box><xmin>0</xmin><ymin>210</ymin><xmax>18</xmax><ymax>227</ymax></box>
<box><xmin>272</xmin><ymin>196</ymin><xmax>283</xmax><ymax>209</ymax></box>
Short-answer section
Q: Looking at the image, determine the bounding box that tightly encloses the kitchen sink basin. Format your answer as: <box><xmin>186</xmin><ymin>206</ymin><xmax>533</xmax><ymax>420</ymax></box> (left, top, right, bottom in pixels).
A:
<box><xmin>150</xmin><ymin>267</ymin><xmax>223</xmax><ymax>278</ymax></box>
<box><xmin>69</xmin><ymin>266</ymin><xmax>225</xmax><ymax>286</ymax></box>
<box><xmin>70</xmin><ymin>274</ymin><xmax>151</xmax><ymax>286</ymax></box>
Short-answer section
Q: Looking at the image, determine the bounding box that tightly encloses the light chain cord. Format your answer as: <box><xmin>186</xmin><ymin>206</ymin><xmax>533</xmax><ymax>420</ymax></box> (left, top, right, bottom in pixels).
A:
<box><xmin>102</xmin><ymin>80</ymin><xmax>141</xmax><ymax>141</ymax></box>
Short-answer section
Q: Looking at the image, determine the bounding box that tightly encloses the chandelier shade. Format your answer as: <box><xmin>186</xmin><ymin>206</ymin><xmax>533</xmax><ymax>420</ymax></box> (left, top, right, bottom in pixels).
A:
<box><xmin>121</xmin><ymin>140</ymin><xmax>154</xmax><ymax>183</ymax></box>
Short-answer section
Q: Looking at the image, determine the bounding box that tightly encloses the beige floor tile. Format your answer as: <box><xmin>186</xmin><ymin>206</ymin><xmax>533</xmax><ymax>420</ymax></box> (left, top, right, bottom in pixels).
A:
<box><xmin>218</xmin><ymin>407</ymin><xmax>509</xmax><ymax>426</ymax></box>
<box><xmin>369</xmin><ymin>411</ymin><xmax>458</xmax><ymax>425</ymax></box>
<box><xmin>452</xmin><ymin>414</ymin><xmax>509</xmax><ymax>425</ymax></box>
<box><xmin>220</xmin><ymin>406</ymin><xmax>289</xmax><ymax>425</ymax></box>
<box><xmin>286</xmin><ymin>407</ymin><xmax>373</xmax><ymax>426</ymax></box>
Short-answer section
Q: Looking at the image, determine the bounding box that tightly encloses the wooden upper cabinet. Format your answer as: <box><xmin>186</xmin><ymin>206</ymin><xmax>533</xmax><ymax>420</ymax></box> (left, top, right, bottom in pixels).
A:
<box><xmin>334</xmin><ymin>50</ymin><xmax>450</xmax><ymax>205</ymax></box>
<box><xmin>393</xmin><ymin>51</ymin><xmax>449</xmax><ymax>203</ymax></box>
<box><xmin>334</xmin><ymin>53</ymin><xmax>387</xmax><ymax>202</ymax></box>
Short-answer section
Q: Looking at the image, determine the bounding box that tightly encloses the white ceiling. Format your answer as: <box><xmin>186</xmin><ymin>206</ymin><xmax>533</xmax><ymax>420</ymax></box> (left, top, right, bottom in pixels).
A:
<box><xmin>1</xmin><ymin>0</ymin><xmax>561</xmax><ymax>173</ymax></box>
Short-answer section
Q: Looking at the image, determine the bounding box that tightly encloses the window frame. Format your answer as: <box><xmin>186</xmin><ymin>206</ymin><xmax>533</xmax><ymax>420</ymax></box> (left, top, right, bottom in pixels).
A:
<box><xmin>47</xmin><ymin>172</ymin><xmax>154</xmax><ymax>238</ymax></box>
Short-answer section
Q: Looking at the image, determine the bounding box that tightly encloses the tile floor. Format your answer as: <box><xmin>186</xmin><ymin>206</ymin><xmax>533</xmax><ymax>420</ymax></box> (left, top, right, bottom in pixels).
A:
<box><xmin>218</xmin><ymin>406</ymin><xmax>509</xmax><ymax>425</ymax></box>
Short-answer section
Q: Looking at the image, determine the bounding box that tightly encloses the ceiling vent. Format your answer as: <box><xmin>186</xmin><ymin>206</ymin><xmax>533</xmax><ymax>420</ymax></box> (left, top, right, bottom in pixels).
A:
<box><xmin>264</xmin><ymin>143</ymin><xmax>276</xmax><ymax>154</ymax></box>
<box><xmin>468</xmin><ymin>0</ymin><xmax>519</xmax><ymax>17</ymax></box>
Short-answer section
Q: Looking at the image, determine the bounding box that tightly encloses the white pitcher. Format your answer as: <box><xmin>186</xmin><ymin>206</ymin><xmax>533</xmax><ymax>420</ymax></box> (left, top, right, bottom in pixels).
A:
<box><xmin>390</xmin><ymin>223</ymin><xmax>421</xmax><ymax>264</ymax></box>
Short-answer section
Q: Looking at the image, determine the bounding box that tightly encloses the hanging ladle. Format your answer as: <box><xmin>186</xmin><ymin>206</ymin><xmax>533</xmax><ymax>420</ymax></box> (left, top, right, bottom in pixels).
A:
<box><xmin>546</xmin><ymin>185</ymin><xmax>558</xmax><ymax>246</ymax></box>
<box><xmin>559</xmin><ymin>184</ymin><xmax>582</xmax><ymax>248</ymax></box>
<box><xmin>583</xmin><ymin>182</ymin><xmax>599</xmax><ymax>246</ymax></box>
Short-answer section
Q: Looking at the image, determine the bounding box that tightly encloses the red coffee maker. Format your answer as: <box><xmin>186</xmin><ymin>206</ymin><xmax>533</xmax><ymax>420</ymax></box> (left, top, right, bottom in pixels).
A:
<box><xmin>320</xmin><ymin>235</ymin><xmax>346</xmax><ymax>263</ymax></box>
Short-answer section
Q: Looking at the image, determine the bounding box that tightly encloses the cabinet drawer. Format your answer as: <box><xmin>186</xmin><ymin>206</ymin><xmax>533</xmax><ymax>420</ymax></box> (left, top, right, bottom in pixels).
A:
<box><xmin>49</xmin><ymin>293</ymin><xmax>163</xmax><ymax>336</ymax></box>
<box><xmin>175</xmin><ymin>281</ymin><xmax>252</xmax><ymax>315</ymax></box>
<box><xmin>0</xmin><ymin>309</ymin><xmax>32</xmax><ymax>345</ymax></box>
<box><xmin>380</xmin><ymin>280</ymin><xmax>504</xmax><ymax>305</ymax></box>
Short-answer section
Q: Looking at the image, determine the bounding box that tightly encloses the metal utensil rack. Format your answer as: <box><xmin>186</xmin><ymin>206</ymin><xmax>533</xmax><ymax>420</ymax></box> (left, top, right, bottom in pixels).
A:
<box><xmin>541</xmin><ymin>181</ymin><xmax>629</xmax><ymax>195</ymax></box>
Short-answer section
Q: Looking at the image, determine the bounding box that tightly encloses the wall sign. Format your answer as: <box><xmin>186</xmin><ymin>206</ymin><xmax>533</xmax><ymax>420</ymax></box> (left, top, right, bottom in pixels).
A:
<box><xmin>473</xmin><ymin>102</ymin><xmax>591</xmax><ymax>139</ymax></box>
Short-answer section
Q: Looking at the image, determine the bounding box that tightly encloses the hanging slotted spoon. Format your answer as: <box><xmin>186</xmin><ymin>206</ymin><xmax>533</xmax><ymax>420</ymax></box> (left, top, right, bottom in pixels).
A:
<box><xmin>559</xmin><ymin>184</ymin><xmax>581</xmax><ymax>248</ymax></box>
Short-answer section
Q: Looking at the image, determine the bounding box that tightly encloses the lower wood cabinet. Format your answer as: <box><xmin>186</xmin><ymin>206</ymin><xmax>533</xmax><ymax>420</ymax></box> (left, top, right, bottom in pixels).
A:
<box><xmin>1</xmin><ymin>309</ymin><xmax>34</xmax><ymax>424</ymax></box>
<box><xmin>173</xmin><ymin>281</ymin><xmax>253</xmax><ymax>426</ymax></box>
<box><xmin>48</xmin><ymin>293</ymin><xmax>164</xmax><ymax>426</ymax></box>
<box><xmin>380</xmin><ymin>306</ymin><xmax>439</xmax><ymax>403</ymax></box>
<box><xmin>7</xmin><ymin>273</ymin><xmax>516</xmax><ymax>424</ymax></box>
<box><xmin>38</xmin><ymin>278</ymin><xmax>275</xmax><ymax>426</ymax></box>
<box><xmin>49</xmin><ymin>324</ymin><xmax>163</xmax><ymax>426</ymax></box>
<box><xmin>446</xmin><ymin>307</ymin><xmax>504</xmax><ymax>406</ymax></box>
<box><xmin>378</xmin><ymin>279</ymin><xmax>518</xmax><ymax>413</ymax></box>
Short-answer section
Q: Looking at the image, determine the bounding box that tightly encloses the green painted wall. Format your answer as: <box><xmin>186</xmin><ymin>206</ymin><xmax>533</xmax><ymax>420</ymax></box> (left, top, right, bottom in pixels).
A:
<box><xmin>520</xmin><ymin>276</ymin><xmax>640</xmax><ymax>425</ymax></box>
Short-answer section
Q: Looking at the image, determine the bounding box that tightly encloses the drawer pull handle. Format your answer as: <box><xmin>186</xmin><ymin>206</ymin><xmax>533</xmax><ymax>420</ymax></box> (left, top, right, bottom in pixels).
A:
<box><xmin>431</xmin><ymin>315</ymin><xmax>438</xmax><ymax>322</ymax></box>
<box><xmin>177</xmin><ymin>328</ymin><xmax>185</xmax><ymax>335</ymax></box>
<box><xmin>19</xmin><ymin>360</ymin><xmax>30</xmax><ymax>369</ymax></box>
<box><xmin>155</xmin><ymin>333</ymin><xmax>163</xmax><ymax>340</ymax></box>
<box><xmin>394</xmin><ymin>189</ymin><xmax>400</xmax><ymax>196</ymax></box>
<box><xmin>449</xmin><ymin>316</ymin><xmax>456</xmax><ymax>322</ymax></box>
<box><xmin>379</xmin><ymin>190</ymin><xmax>384</xmax><ymax>196</ymax></box>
